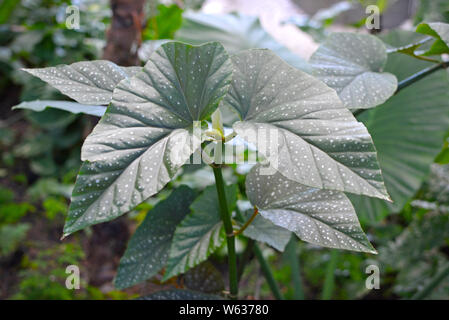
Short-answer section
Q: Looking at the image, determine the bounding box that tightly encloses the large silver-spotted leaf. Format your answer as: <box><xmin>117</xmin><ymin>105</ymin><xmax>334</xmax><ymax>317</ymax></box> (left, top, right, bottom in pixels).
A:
<box><xmin>225</xmin><ymin>49</ymin><xmax>389</xmax><ymax>200</ymax></box>
<box><xmin>240</xmin><ymin>209</ymin><xmax>291</xmax><ymax>252</ymax></box>
<box><xmin>114</xmin><ymin>186</ymin><xmax>196</xmax><ymax>289</ymax></box>
<box><xmin>23</xmin><ymin>61</ymin><xmax>141</xmax><ymax>105</ymax></box>
<box><xmin>310</xmin><ymin>33</ymin><xmax>397</xmax><ymax>109</ymax></box>
<box><xmin>175</xmin><ymin>11</ymin><xmax>311</xmax><ymax>73</ymax></box>
<box><xmin>246</xmin><ymin>164</ymin><xmax>376</xmax><ymax>253</ymax></box>
<box><xmin>63</xmin><ymin>42</ymin><xmax>232</xmax><ymax>236</ymax></box>
<box><xmin>12</xmin><ymin>100</ymin><xmax>106</xmax><ymax>117</ymax></box>
<box><xmin>164</xmin><ymin>184</ymin><xmax>237</xmax><ymax>280</ymax></box>
<box><xmin>349</xmin><ymin>31</ymin><xmax>449</xmax><ymax>222</ymax></box>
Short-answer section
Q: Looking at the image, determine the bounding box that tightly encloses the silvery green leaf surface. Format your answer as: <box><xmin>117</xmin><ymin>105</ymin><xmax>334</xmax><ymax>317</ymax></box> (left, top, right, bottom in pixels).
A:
<box><xmin>225</xmin><ymin>49</ymin><xmax>389</xmax><ymax>200</ymax></box>
<box><xmin>175</xmin><ymin>11</ymin><xmax>311</xmax><ymax>73</ymax></box>
<box><xmin>139</xmin><ymin>289</ymin><xmax>222</xmax><ymax>300</ymax></box>
<box><xmin>12</xmin><ymin>100</ymin><xmax>106</xmax><ymax>117</ymax></box>
<box><xmin>246</xmin><ymin>164</ymin><xmax>376</xmax><ymax>253</ymax></box>
<box><xmin>240</xmin><ymin>209</ymin><xmax>291</xmax><ymax>252</ymax></box>
<box><xmin>23</xmin><ymin>61</ymin><xmax>141</xmax><ymax>105</ymax></box>
<box><xmin>349</xmin><ymin>31</ymin><xmax>449</xmax><ymax>222</ymax></box>
<box><xmin>310</xmin><ymin>33</ymin><xmax>397</xmax><ymax>109</ymax></box>
<box><xmin>63</xmin><ymin>42</ymin><xmax>232</xmax><ymax>236</ymax></box>
<box><xmin>114</xmin><ymin>186</ymin><xmax>196</xmax><ymax>289</ymax></box>
<box><xmin>164</xmin><ymin>184</ymin><xmax>237</xmax><ymax>279</ymax></box>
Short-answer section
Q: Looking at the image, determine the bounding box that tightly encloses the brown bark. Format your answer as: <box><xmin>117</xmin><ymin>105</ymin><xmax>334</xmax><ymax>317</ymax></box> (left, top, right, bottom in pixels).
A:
<box><xmin>103</xmin><ymin>0</ymin><xmax>146</xmax><ymax>66</ymax></box>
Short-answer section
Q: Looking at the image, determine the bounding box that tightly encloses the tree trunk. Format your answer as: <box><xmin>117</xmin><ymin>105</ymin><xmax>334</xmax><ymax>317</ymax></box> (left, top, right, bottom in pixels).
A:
<box><xmin>103</xmin><ymin>0</ymin><xmax>146</xmax><ymax>66</ymax></box>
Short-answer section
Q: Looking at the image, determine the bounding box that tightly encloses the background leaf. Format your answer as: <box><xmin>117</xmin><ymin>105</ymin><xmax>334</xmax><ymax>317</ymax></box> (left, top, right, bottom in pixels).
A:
<box><xmin>310</xmin><ymin>32</ymin><xmax>397</xmax><ymax>109</ymax></box>
<box><xmin>175</xmin><ymin>11</ymin><xmax>311</xmax><ymax>73</ymax></box>
<box><xmin>13</xmin><ymin>100</ymin><xmax>106</xmax><ymax>117</ymax></box>
<box><xmin>164</xmin><ymin>184</ymin><xmax>237</xmax><ymax>279</ymax></box>
<box><xmin>114</xmin><ymin>186</ymin><xmax>196</xmax><ymax>289</ymax></box>
<box><xmin>183</xmin><ymin>261</ymin><xmax>225</xmax><ymax>294</ymax></box>
<box><xmin>349</xmin><ymin>30</ymin><xmax>449</xmax><ymax>222</ymax></box>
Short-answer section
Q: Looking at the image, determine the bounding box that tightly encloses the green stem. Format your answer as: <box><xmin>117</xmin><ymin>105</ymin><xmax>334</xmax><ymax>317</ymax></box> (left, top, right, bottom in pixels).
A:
<box><xmin>321</xmin><ymin>249</ymin><xmax>339</xmax><ymax>300</ymax></box>
<box><xmin>253</xmin><ymin>244</ymin><xmax>284</xmax><ymax>300</ymax></box>
<box><xmin>212</xmin><ymin>166</ymin><xmax>238</xmax><ymax>299</ymax></box>
<box><xmin>237</xmin><ymin>239</ymin><xmax>255</xmax><ymax>281</ymax></box>
<box><xmin>411</xmin><ymin>264</ymin><xmax>449</xmax><ymax>300</ymax></box>
<box><xmin>354</xmin><ymin>61</ymin><xmax>449</xmax><ymax>117</ymax></box>
<box><xmin>285</xmin><ymin>237</ymin><xmax>304</xmax><ymax>300</ymax></box>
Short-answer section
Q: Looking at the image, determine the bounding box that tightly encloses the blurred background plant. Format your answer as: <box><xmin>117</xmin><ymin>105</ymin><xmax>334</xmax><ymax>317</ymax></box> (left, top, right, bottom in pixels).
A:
<box><xmin>1</xmin><ymin>0</ymin><xmax>449</xmax><ymax>300</ymax></box>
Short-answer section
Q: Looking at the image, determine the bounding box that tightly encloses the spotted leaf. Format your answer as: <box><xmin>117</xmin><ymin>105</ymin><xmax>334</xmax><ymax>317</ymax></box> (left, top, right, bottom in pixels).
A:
<box><xmin>310</xmin><ymin>33</ymin><xmax>397</xmax><ymax>109</ymax></box>
<box><xmin>246</xmin><ymin>164</ymin><xmax>376</xmax><ymax>253</ymax></box>
<box><xmin>224</xmin><ymin>49</ymin><xmax>389</xmax><ymax>200</ymax></box>
<box><xmin>163</xmin><ymin>184</ymin><xmax>237</xmax><ymax>280</ymax></box>
<box><xmin>23</xmin><ymin>61</ymin><xmax>141</xmax><ymax>105</ymax></box>
<box><xmin>114</xmin><ymin>186</ymin><xmax>196</xmax><ymax>289</ymax></box>
<box><xmin>63</xmin><ymin>42</ymin><xmax>232</xmax><ymax>236</ymax></box>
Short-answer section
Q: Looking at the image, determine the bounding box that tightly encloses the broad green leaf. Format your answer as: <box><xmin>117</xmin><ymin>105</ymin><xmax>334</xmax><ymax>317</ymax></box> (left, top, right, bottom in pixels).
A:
<box><xmin>240</xmin><ymin>209</ymin><xmax>291</xmax><ymax>252</ymax></box>
<box><xmin>349</xmin><ymin>30</ymin><xmax>449</xmax><ymax>222</ymax></box>
<box><xmin>416</xmin><ymin>22</ymin><xmax>449</xmax><ymax>55</ymax></box>
<box><xmin>175</xmin><ymin>11</ymin><xmax>311</xmax><ymax>73</ymax></box>
<box><xmin>184</xmin><ymin>261</ymin><xmax>225</xmax><ymax>294</ymax></box>
<box><xmin>63</xmin><ymin>42</ymin><xmax>232</xmax><ymax>236</ymax></box>
<box><xmin>310</xmin><ymin>33</ymin><xmax>397</xmax><ymax>109</ymax></box>
<box><xmin>13</xmin><ymin>100</ymin><xmax>106</xmax><ymax>117</ymax></box>
<box><xmin>164</xmin><ymin>184</ymin><xmax>237</xmax><ymax>279</ymax></box>
<box><xmin>114</xmin><ymin>186</ymin><xmax>196</xmax><ymax>289</ymax></box>
<box><xmin>225</xmin><ymin>49</ymin><xmax>389</xmax><ymax>200</ymax></box>
<box><xmin>139</xmin><ymin>289</ymin><xmax>222</xmax><ymax>300</ymax></box>
<box><xmin>23</xmin><ymin>61</ymin><xmax>141</xmax><ymax>105</ymax></box>
<box><xmin>0</xmin><ymin>223</ymin><xmax>30</xmax><ymax>256</ymax></box>
<box><xmin>246</xmin><ymin>164</ymin><xmax>376</xmax><ymax>253</ymax></box>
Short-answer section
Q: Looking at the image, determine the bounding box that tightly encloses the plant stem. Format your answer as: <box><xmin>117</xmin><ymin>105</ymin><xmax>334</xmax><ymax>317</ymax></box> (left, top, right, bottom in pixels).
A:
<box><xmin>212</xmin><ymin>166</ymin><xmax>238</xmax><ymax>299</ymax></box>
<box><xmin>354</xmin><ymin>61</ymin><xmax>449</xmax><ymax>117</ymax></box>
<box><xmin>285</xmin><ymin>236</ymin><xmax>305</xmax><ymax>300</ymax></box>
<box><xmin>321</xmin><ymin>249</ymin><xmax>339</xmax><ymax>300</ymax></box>
<box><xmin>233</xmin><ymin>206</ymin><xmax>259</xmax><ymax>236</ymax></box>
<box><xmin>411</xmin><ymin>263</ymin><xmax>449</xmax><ymax>300</ymax></box>
<box><xmin>237</xmin><ymin>239</ymin><xmax>255</xmax><ymax>281</ymax></box>
<box><xmin>253</xmin><ymin>243</ymin><xmax>284</xmax><ymax>300</ymax></box>
<box><xmin>396</xmin><ymin>61</ymin><xmax>448</xmax><ymax>92</ymax></box>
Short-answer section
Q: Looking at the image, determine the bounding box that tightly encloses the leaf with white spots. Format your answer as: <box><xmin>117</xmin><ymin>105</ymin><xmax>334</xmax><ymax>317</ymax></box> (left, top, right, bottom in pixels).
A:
<box><xmin>246</xmin><ymin>164</ymin><xmax>376</xmax><ymax>253</ymax></box>
<box><xmin>416</xmin><ymin>22</ymin><xmax>449</xmax><ymax>55</ymax></box>
<box><xmin>23</xmin><ymin>61</ymin><xmax>142</xmax><ymax>105</ymax></box>
<box><xmin>12</xmin><ymin>100</ymin><xmax>106</xmax><ymax>117</ymax></box>
<box><xmin>240</xmin><ymin>209</ymin><xmax>292</xmax><ymax>252</ymax></box>
<box><xmin>63</xmin><ymin>42</ymin><xmax>233</xmax><ymax>236</ymax></box>
<box><xmin>310</xmin><ymin>33</ymin><xmax>397</xmax><ymax>109</ymax></box>
<box><xmin>139</xmin><ymin>289</ymin><xmax>222</xmax><ymax>300</ymax></box>
<box><xmin>175</xmin><ymin>11</ymin><xmax>311</xmax><ymax>73</ymax></box>
<box><xmin>163</xmin><ymin>184</ymin><xmax>237</xmax><ymax>280</ymax></box>
<box><xmin>225</xmin><ymin>49</ymin><xmax>389</xmax><ymax>200</ymax></box>
<box><xmin>114</xmin><ymin>186</ymin><xmax>196</xmax><ymax>289</ymax></box>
